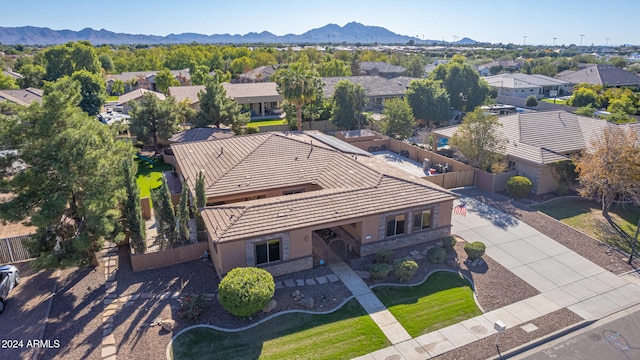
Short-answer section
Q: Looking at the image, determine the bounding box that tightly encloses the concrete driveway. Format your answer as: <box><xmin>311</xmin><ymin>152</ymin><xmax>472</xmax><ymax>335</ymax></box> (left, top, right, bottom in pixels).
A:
<box><xmin>0</xmin><ymin>261</ymin><xmax>58</xmax><ymax>360</ymax></box>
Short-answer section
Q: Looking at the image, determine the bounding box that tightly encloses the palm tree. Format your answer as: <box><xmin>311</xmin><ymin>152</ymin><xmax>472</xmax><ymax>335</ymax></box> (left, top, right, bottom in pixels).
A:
<box><xmin>273</xmin><ymin>62</ymin><xmax>322</xmax><ymax>131</ymax></box>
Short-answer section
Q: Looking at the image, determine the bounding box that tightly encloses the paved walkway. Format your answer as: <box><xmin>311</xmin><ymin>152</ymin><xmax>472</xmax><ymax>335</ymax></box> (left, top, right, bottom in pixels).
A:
<box><xmin>329</xmin><ymin>261</ymin><xmax>412</xmax><ymax>344</ymax></box>
<box><xmin>353</xmin><ymin>195</ymin><xmax>640</xmax><ymax>359</ymax></box>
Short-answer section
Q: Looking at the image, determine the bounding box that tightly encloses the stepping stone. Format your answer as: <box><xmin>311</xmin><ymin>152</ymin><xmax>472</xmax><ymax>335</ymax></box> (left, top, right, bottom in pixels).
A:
<box><xmin>105</xmin><ymin>273</ymin><xmax>117</xmax><ymax>282</ymax></box>
<box><xmin>410</xmin><ymin>250</ymin><xmax>420</xmax><ymax>256</ymax></box>
<box><xmin>104</xmin><ymin>298</ymin><xmax>114</xmax><ymax>305</ymax></box>
<box><xmin>103</xmin><ymin>328</ymin><xmax>112</xmax><ymax>337</ymax></box>
<box><xmin>315</xmin><ymin>276</ymin><xmax>328</xmax><ymax>285</ymax></box>
<box><xmin>275</xmin><ymin>281</ymin><xmax>283</xmax><ymax>289</ymax></box>
<box><xmin>296</xmin><ymin>279</ymin><xmax>305</xmax><ymax>286</ymax></box>
<box><xmin>170</xmin><ymin>292</ymin><xmax>180</xmax><ymax>299</ymax></box>
<box><xmin>130</xmin><ymin>294</ymin><xmax>141</xmax><ymax>301</ymax></box>
<box><xmin>104</xmin><ymin>309</ymin><xmax>116</xmax><ymax>317</ymax></box>
<box><xmin>105</xmin><ymin>303</ymin><xmax>119</xmax><ymax>311</ymax></box>
<box><xmin>102</xmin><ymin>334</ymin><xmax>116</xmax><ymax>346</ymax></box>
<box><xmin>101</xmin><ymin>345</ymin><xmax>116</xmax><ymax>358</ymax></box>
<box><xmin>305</xmin><ymin>279</ymin><xmax>317</xmax><ymax>285</ymax></box>
<box><xmin>141</xmin><ymin>293</ymin><xmax>154</xmax><ymax>299</ymax></box>
<box><xmin>413</xmin><ymin>254</ymin><xmax>424</xmax><ymax>260</ymax></box>
<box><xmin>521</xmin><ymin>323</ymin><xmax>539</xmax><ymax>333</ymax></box>
<box><xmin>327</xmin><ymin>274</ymin><xmax>340</xmax><ymax>283</ymax></box>
<box><xmin>284</xmin><ymin>279</ymin><xmax>296</xmax><ymax>287</ymax></box>
<box><xmin>105</xmin><ymin>292</ymin><xmax>117</xmax><ymax>299</ymax></box>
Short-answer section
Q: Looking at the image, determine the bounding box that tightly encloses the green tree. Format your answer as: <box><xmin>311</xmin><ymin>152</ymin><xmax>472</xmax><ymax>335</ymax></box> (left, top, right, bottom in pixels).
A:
<box><xmin>151</xmin><ymin>177</ymin><xmax>178</xmax><ymax>248</ymax></box>
<box><xmin>525</xmin><ymin>95</ymin><xmax>538</xmax><ymax>107</ymax></box>
<box><xmin>191</xmin><ymin>64</ymin><xmax>211</xmax><ymax>85</ymax></box>
<box><xmin>123</xmin><ymin>158</ymin><xmax>146</xmax><ymax>254</ymax></box>
<box><xmin>381</xmin><ymin>98</ymin><xmax>415</xmax><ymax>140</ymax></box>
<box><xmin>575</xmin><ymin>126</ymin><xmax>640</xmax><ymax>216</ymax></box>
<box><xmin>155</xmin><ymin>68</ymin><xmax>180</xmax><ymax>94</ymax></box>
<box><xmin>330</xmin><ymin>80</ymin><xmax>367</xmax><ymax>130</ymax></box>
<box><xmin>273</xmin><ymin>62</ymin><xmax>322</xmax><ymax>131</ymax></box>
<box><xmin>405</xmin><ymin>79</ymin><xmax>451</xmax><ymax>126</ymax></box>
<box><xmin>194</xmin><ymin>76</ymin><xmax>249</xmax><ymax>133</ymax></box>
<box><xmin>177</xmin><ymin>183</ymin><xmax>191</xmax><ymax>244</ymax></box>
<box><xmin>218</xmin><ymin>267</ymin><xmax>275</xmax><ymax>318</ymax></box>
<box><xmin>568</xmin><ymin>87</ymin><xmax>599</xmax><ymax>108</ymax></box>
<box><xmin>609</xmin><ymin>56</ymin><xmax>627</xmax><ymax>68</ymax></box>
<box><xmin>607</xmin><ymin>96</ymin><xmax>636</xmax><ymax>115</ymax></box>
<box><xmin>17</xmin><ymin>64</ymin><xmax>46</xmax><ymax>88</ymax></box>
<box><xmin>99</xmin><ymin>54</ymin><xmax>115</xmax><ymax>73</ymax></box>
<box><xmin>44</xmin><ymin>41</ymin><xmax>101</xmax><ymax>81</ymax></box>
<box><xmin>449</xmin><ymin>108</ymin><xmax>507</xmax><ymax>170</ymax></box>
<box><xmin>129</xmin><ymin>92</ymin><xmax>182</xmax><ymax>153</ymax></box>
<box><xmin>0</xmin><ymin>73</ymin><xmax>19</xmax><ymax>90</ymax></box>
<box><xmin>405</xmin><ymin>55</ymin><xmax>426</xmax><ymax>78</ymax></box>
<box><xmin>429</xmin><ymin>55</ymin><xmax>489</xmax><ymax>111</ymax></box>
<box><xmin>111</xmin><ymin>79</ymin><xmax>125</xmax><ymax>96</ymax></box>
<box><xmin>575</xmin><ymin>104</ymin><xmax>596</xmax><ymax>117</ymax></box>
<box><xmin>71</xmin><ymin>70</ymin><xmax>107</xmax><ymax>116</ymax></box>
<box><xmin>0</xmin><ymin>77</ymin><xmax>135</xmax><ymax>267</ymax></box>
<box><xmin>195</xmin><ymin>171</ymin><xmax>206</xmax><ymax>234</ymax></box>
<box><xmin>317</xmin><ymin>57</ymin><xmax>351</xmax><ymax>77</ymax></box>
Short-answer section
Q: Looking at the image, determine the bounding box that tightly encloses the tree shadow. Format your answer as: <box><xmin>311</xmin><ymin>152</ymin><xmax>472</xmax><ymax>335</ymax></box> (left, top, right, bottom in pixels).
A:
<box><xmin>465</xmin><ymin>197</ymin><xmax>520</xmax><ymax>230</ymax></box>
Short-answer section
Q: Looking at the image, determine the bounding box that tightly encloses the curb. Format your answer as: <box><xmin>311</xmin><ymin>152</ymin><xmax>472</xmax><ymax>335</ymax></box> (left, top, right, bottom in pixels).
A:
<box><xmin>31</xmin><ymin>269</ymin><xmax>60</xmax><ymax>360</ymax></box>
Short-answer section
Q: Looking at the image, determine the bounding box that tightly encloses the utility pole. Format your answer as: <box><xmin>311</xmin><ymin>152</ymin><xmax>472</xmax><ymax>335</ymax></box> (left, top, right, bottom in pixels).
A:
<box><xmin>605</xmin><ymin>37</ymin><xmax>610</xmax><ymax>46</ymax></box>
<box><xmin>553</xmin><ymin>37</ymin><xmax>557</xmax><ymax>46</ymax></box>
<box><xmin>453</xmin><ymin>35</ymin><xmax>459</xmax><ymax>43</ymax></box>
<box><xmin>523</xmin><ymin>36</ymin><xmax>527</xmax><ymax>45</ymax></box>
<box><xmin>579</xmin><ymin>34</ymin><xmax>585</xmax><ymax>46</ymax></box>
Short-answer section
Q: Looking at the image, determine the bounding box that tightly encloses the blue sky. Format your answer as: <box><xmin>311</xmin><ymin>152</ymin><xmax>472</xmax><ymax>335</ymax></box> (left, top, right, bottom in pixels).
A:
<box><xmin>2</xmin><ymin>0</ymin><xmax>638</xmax><ymax>45</ymax></box>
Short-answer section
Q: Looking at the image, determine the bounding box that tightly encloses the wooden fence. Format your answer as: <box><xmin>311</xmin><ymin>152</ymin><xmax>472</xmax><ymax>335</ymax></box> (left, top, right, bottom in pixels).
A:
<box><xmin>422</xmin><ymin>170</ymin><xmax>475</xmax><ymax>189</ymax></box>
<box><xmin>0</xmin><ymin>234</ymin><xmax>34</xmax><ymax>263</ymax></box>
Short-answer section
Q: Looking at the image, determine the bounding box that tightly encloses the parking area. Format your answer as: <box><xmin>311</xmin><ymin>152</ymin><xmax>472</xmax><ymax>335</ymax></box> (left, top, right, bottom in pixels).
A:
<box><xmin>0</xmin><ymin>261</ymin><xmax>58</xmax><ymax>360</ymax></box>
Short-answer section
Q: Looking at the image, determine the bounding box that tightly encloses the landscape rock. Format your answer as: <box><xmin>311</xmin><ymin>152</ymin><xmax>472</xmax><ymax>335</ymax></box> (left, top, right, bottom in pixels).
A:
<box><xmin>262</xmin><ymin>299</ymin><xmax>277</xmax><ymax>313</ymax></box>
<box><xmin>298</xmin><ymin>297</ymin><xmax>314</xmax><ymax>309</ymax></box>
<box><xmin>160</xmin><ymin>319</ymin><xmax>176</xmax><ymax>331</ymax></box>
<box><xmin>355</xmin><ymin>270</ymin><xmax>371</xmax><ymax>279</ymax></box>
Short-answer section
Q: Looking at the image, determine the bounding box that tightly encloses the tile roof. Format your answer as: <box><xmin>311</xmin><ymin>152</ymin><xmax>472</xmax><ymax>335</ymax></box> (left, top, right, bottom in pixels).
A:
<box><xmin>2</xmin><ymin>69</ymin><xmax>23</xmax><ymax>79</ymax></box>
<box><xmin>484</xmin><ymin>74</ymin><xmax>570</xmax><ymax>89</ymax></box>
<box><xmin>434</xmin><ymin>110</ymin><xmax>611</xmax><ymax>164</ymax></box>
<box><xmin>168</xmin><ymin>127</ymin><xmax>234</xmax><ymax>143</ymax></box>
<box><xmin>477</xmin><ymin>60</ymin><xmax>522</xmax><ymax>71</ymax></box>
<box><xmin>0</xmin><ymin>87</ymin><xmax>43</xmax><ymax>106</ymax></box>
<box><xmin>117</xmin><ymin>88</ymin><xmax>165</xmax><ymax>104</ymax></box>
<box><xmin>359</xmin><ymin>62</ymin><xmax>407</xmax><ymax>75</ymax></box>
<box><xmin>322</xmin><ymin>75</ymin><xmax>418</xmax><ymax>98</ymax></box>
<box><xmin>106</xmin><ymin>69</ymin><xmax>191</xmax><ymax>83</ymax></box>
<box><xmin>237</xmin><ymin>65</ymin><xmax>278</xmax><ymax>82</ymax></box>
<box><xmin>556</xmin><ymin>64</ymin><xmax>640</xmax><ymax>87</ymax></box>
<box><xmin>172</xmin><ymin>132</ymin><xmax>456</xmax><ymax>242</ymax></box>
<box><xmin>168</xmin><ymin>85</ymin><xmax>205</xmax><ymax>105</ymax></box>
<box><xmin>221</xmin><ymin>82</ymin><xmax>283</xmax><ymax>103</ymax></box>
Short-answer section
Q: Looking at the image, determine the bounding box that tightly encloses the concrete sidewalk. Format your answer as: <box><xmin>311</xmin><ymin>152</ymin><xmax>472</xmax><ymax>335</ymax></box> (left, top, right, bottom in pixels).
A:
<box><xmin>352</xmin><ymin>194</ymin><xmax>640</xmax><ymax>360</ymax></box>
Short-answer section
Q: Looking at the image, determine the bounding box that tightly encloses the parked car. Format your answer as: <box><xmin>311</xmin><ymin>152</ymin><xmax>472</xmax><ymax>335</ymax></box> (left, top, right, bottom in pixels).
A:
<box><xmin>0</xmin><ymin>264</ymin><xmax>20</xmax><ymax>313</ymax></box>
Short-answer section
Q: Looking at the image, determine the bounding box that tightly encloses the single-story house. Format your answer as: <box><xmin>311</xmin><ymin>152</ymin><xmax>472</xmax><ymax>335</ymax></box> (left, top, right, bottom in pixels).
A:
<box><xmin>168</xmin><ymin>127</ymin><xmax>234</xmax><ymax>144</ymax></box>
<box><xmin>2</xmin><ymin>69</ymin><xmax>23</xmax><ymax>81</ymax></box>
<box><xmin>168</xmin><ymin>85</ymin><xmax>205</xmax><ymax>111</ymax></box>
<box><xmin>117</xmin><ymin>89</ymin><xmax>166</xmax><ymax>114</ymax></box>
<box><xmin>556</xmin><ymin>64</ymin><xmax>640</xmax><ymax>89</ymax></box>
<box><xmin>433</xmin><ymin>110</ymin><xmax>611</xmax><ymax>194</ymax></box>
<box><xmin>424</xmin><ymin>60</ymin><xmax>449</xmax><ymax>75</ymax></box>
<box><xmin>0</xmin><ymin>87</ymin><xmax>43</xmax><ymax>106</ymax></box>
<box><xmin>359</xmin><ymin>62</ymin><xmax>407</xmax><ymax>78</ymax></box>
<box><xmin>106</xmin><ymin>69</ymin><xmax>191</xmax><ymax>94</ymax></box>
<box><xmin>234</xmin><ymin>65</ymin><xmax>279</xmax><ymax>83</ymax></box>
<box><xmin>476</xmin><ymin>60</ymin><xmax>522</xmax><ymax>77</ymax></box>
<box><xmin>221</xmin><ymin>82</ymin><xmax>284</xmax><ymax>117</ymax></box>
<box><xmin>322</xmin><ymin>75</ymin><xmax>418</xmax><ymax>112</ymax></box>
<box><xmin>484</xmin><ymin>73</ymin><xmax>572</xmax><ymax>99</ymax></box>
<box><xmin>170</xmin><ymin>131</ymin><xmax>456</xmax><ymax>277</ymax></box>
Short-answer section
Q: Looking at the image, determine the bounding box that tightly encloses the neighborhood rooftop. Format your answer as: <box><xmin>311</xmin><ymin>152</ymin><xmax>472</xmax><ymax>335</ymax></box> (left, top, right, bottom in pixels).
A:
<box><xmin>322</xmin><ymin>75</ymin><xmax>417</xmax><ymax>98</ymax></box>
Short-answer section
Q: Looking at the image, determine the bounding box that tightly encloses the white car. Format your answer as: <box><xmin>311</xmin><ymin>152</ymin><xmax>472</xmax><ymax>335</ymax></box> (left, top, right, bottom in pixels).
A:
<box><xmin>0</xmin><ymin>264</ymin><xmax>20</xmax><ymax>313</ymax></box>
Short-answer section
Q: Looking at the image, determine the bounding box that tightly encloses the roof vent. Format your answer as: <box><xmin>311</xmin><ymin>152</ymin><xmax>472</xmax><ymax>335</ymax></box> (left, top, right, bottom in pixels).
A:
<box><xmin>275</xmin><ymin>213</ymin><xmax>288</xmax><ymax>218</ymax></box>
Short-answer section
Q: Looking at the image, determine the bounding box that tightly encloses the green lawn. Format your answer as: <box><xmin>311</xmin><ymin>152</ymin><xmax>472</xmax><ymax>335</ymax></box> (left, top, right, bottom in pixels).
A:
<box><xmin>535</xmin><ymin>198</ymin><xmax>640</xmax><ymax>253</ymax></box>
<box><xmin>247</xmin><ymin>119</ymin><xmax>288</xmax><ymax>128</ymax></box>
<box><xmin>169</xmin><ymin>299</ymin><xmax>388</xmax><ymax>360</ymax></box>
<box><xmin>107</xmin><ymin>95</ymin><xmax>119</xmax><ymax>101</ymax></box>
<box><xmin>135</xmin><ymin>157</ymin><xmax>173</xmax><ymax>199</ymax></box>
<box><xmin>373</xmin><ymin>271</ymin><xmax>482</xmax><ymax>337</ymax></box>
<box><xmin>540</xmin><ymin>97</ymin><xmax>568</xmax><ymax>105</ymax></box>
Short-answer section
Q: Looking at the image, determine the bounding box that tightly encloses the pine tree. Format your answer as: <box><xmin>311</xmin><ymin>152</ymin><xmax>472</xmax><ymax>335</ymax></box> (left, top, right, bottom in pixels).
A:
<box><xmin>152</xmin><ymin>177</ymin><xmax>178</xmax><ymax>248</ymax></box>
<box><xmin>123</xmin><ymin>158</ymin><xmax>146</xmax><ymax>254</ymax></box>
<box><xmin>177</xmin><ymin>183</ymin><xmax>191</xmax><ymax>244</ymax></box>
<box><xmin>194</xmin><ymin>171</ymin><xmax>206</xmax><ymax>238</ymax></box>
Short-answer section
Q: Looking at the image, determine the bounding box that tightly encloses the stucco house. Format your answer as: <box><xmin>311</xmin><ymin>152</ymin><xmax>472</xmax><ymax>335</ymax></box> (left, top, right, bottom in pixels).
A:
<box><xmin>476</xmin><ymin>60</ymin><xmax>522</xmax><ymax>77</ymax></box>
<box><xmin>0</xmin><ymin>87</ymin><xmax>43</xmax><ymax>106</ymax></box>
<box><xmin>117</xmin><ymin>89</ymin><xmax>166</xmax><ymax>114</ymax></box>
<box><xmin>322</xmin><ymin>75</ymin><xmax>417</xmax><ymax>112</ymax></box>
<box><xmin>433</xmin><ymin>110</ymin><xmax>611</xmax><ymax>195</ymax></box>
<box><xmin>359</xmin><ymin>62</ymin><xmax>407</xmax><ymax>78</ymax></box>
<box><xmin>235</xmin><ymin>65</ymin><xmax>279</xmax><ymax>83</ymax></box>
<box><xmin>106</xmin><ymin>69</ymin><xmax>191</xmax><ymax>94</ymax></box>
<box><xmin>556</xmin><ymin>64</ymin><xmax>640</xmax><ymax>89</ymax></box>
<box><xmin>170</xmin><ymin>132</ymin><xmax>457</xmax><ymax>278</ymax></box>
<box><xmin>484</xmin><ymin>73</ymin><xmax>572</xmax><ymax>99</ymax></box>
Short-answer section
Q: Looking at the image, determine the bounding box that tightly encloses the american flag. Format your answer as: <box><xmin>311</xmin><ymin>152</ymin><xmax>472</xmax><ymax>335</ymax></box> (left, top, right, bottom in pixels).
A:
<box><xmin>453</xmin><ymin>202</ymin><xmax>467</xmax><ymax>217</ymax></box>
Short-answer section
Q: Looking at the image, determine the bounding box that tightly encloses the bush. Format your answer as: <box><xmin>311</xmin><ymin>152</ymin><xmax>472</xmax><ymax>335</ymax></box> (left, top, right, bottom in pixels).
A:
<box><xmin>375</xmin><ymin>249</ymin><xmax>393</xmax><ymax>264</ymax></box>
<box><xmin>525</xmin><ymin>95</ymin><xmax>538</xmax><ymax>107</ymax></box>
<box><xmin>442</xmin><ymin>236</ymin><xmax>456</xmax><ymax>249</ymax></box>
<box><xmin>464</xmin><ymin>242</ymin><xmax>486</xmax><ymax>260</ymax></box>
<box><xmin>393</xmin><ymin>259</ymin><xmax>419</xmax><ymax>282</ymax></box>
<box><xmin>427</xmin><ymin>247</ymin><xmax>447</xmax><ymax>264</ymax></box>
<box><xmin>370</xmin><ymin>262</ymin><xmax>392</xmax><ymax>279</ymax></box>
<box><xmin>507</xmin><ymin>176</ymin><xmax>532</xmax><ymax>199</ymax></box>
<box><xmin>178</xmin><ymin>293</ymin><xmax>207</xmax><ymax>321</ymax></box>
<box><xmin>217</xmin><ymin>267</ymin><xmax>275</xmax><ymax>318</ymax></box>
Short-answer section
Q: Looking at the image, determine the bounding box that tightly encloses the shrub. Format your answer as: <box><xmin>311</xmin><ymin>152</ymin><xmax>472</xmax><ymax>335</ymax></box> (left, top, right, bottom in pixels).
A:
<box><xmin>442</xmin><ymin>236</ymin><xmax>456</xmax><ymax>249</ymax></box>
<box><xmin>375</xmin><ymin>249</ymin><xmax>393</xmax><ymax>264</ymax></box>
<box><xmin>464</xmin><ymin>242</ymin><xmax>486</xmax><ymax>260</ymax></box>
<box><xmin>525</xmin><ymin>95</ymin><xmax>538</xmax><ymax>107</ymax></box>
<box><xmin>427</xmin><ymin>247</ymin><xmax>447</xmax><ymax>264</ymax></box>
<box><xmin>178</xmin><ymin>293</ymin><xmax>207</xmax><ymax>321</ymax></box>
<box><xmin>507</xmin><ymin>176</ymin><xmax>532</xmax><ymax>199</ymax></box>
<box><xmin>393</xmin><ymin>259</ymin><xmax>418</xmax><ymax>282</ymax></box>
<box><xmin>370</xmin><ymin>262</ymin><xmax>392</xmax><ymax>279</ymax></box>
<box><xmin>217</xmin><ymin>267</ymin><xmax>275</xmax><ymax>318</ymax></box>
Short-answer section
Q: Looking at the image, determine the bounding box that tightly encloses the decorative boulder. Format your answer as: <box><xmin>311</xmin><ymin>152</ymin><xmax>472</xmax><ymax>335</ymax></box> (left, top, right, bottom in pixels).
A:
<box><xmin>262</xmin><ymin>299</ymin><xmax>277</xmax><ymax>313</ymax></box>
<box><xmin>160</xmin><ymin>319</ymin><xmax>176</xmax><ymax>331</ymax></box>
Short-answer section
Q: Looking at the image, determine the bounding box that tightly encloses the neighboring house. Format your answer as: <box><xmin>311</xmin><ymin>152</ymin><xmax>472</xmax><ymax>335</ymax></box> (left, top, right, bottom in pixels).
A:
<box><xmin>117</xmin><ymin>89</ymin><xmax>166</xmax><ymax>114</ymax></box>
<box><xmin>168</xmin><ymin>85</ymin><xmax>205</xmax><ymax>111</ymax></box>
<box><xmin>484</xmin><ymin>73</ymin><xmax>572</xmax><ymax>99</ymax></box>
<box><xmin>433</xmin><ymin>110</ymin><xmax>611</xmax><ymax>194</ymax></box>
<box><xmin>168</xmin><ymin>127</ymin><xmax>234</xmax><ymax>144</ymax></box>
<box><xmin>359</xmin><ymin>62</ymin><xmax>407</xmax><ymax>78</ymax></box>
<box><xmin>170</xmin><ymin>132</ymin><xmax>456</xmax><ymax>277</ymax></box>
<box><xmin>235</xmin><ymin>65</ymin><xmax>278</xmax><ymax>83</ymax></box>
<box><xmin>1</xmin><ymin>69</ymin><xmax>23</xmax><ymax>81</ymax></box>
<box><xmin>556</xmin><ymin>64</ymin><xmax>640</xmax><ymax>89</ymax></box>
<box><xmin>322</xmin><ymin>75</ymin><xmax>418</xmax><ymax>111</ymax></box>
<box><xmin>424</xmin><ymin>59</ymin><xmax>449</xmax><ymax>75</ymax></box>
<box><xmin>221</xmin><ymin>82</ymin><xmax>284</xmax><ymax>117</ymax></box>
<box><xmin>106</xmin><ymin>69</ymin><xmax>191</xmax><ymax>94</ymax></box>
<box><xmin>0</xmin><ymin>87</ymin><xmax>43</xmax><ymax>106</ymax></box>
<box><xmin>476</xmin><ymin>60</ymin><xmax>522</xmax><ymax>76</ymax></box>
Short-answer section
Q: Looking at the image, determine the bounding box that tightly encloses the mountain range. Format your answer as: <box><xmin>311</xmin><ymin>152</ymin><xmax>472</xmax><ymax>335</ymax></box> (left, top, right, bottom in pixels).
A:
<box><xmin>0</xmin><ymin>22</ymin><xmax>478</xmax><ymax>46</ymax></box>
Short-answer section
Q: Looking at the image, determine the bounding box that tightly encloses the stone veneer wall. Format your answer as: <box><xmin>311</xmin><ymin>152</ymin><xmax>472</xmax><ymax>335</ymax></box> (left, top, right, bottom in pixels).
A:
<box><xmin>260</xmin><ymin>256</ymin><xmax>313</xmax><ymax>277</ymax></box>
<box><xmin>242</xmin><ymin>231</ymin><xmax>313</xmax><ymax>276</ymax></box>
<box><xmin>245</xmin><ymin>232</ymin><xmax>291</xmax><ymax>266</ymax></box>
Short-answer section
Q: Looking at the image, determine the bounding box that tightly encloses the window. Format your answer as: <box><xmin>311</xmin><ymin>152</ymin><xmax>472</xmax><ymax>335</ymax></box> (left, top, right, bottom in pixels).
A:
<box><xmin>283</xmin><ymin>189</ymin><xmax>305</xmax><ymax>195</ymax></box>
<box><xmin>413</xmin><ymin>210</ymin><xmax>432</xmax><ymax>231</ymax></box>
<box><xmin>386</xmin><ymin>214</ymin><xmax>405</xmax><ymax>237</ymax></box>
<box><xmin>256</xmin><ymin>239</ymin><xmax>281</xmax><ymax>265</ymax></box>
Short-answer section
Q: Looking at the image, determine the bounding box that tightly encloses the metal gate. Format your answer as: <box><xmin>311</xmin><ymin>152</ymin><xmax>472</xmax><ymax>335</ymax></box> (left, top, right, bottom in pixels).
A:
<box><xmin>324</xmin><ymin>238</ymin><xmax>347</xmax><ymax>263</ymax></box>
<box><xmin>0</xmin><ymin>235</ymin><xmax>35</xmax><ymax>263</ymax></box>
